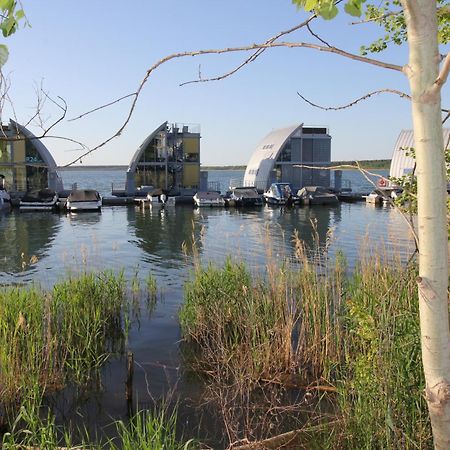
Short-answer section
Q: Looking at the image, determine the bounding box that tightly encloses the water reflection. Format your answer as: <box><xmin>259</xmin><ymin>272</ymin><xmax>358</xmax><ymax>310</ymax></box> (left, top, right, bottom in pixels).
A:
<box><xmin>128</xmin><ymin>205</ymin><xmax>203</xmax><ymax>269</ymax></box>
<box><xmin>66</xmin><ymin>211</ymin><xmax>102</xmax><ymax>226</ymax></box>
<box><xmin>0</xmin><ymin>210</ymin><xmax>61</xmax><ymax>280</ymax></box>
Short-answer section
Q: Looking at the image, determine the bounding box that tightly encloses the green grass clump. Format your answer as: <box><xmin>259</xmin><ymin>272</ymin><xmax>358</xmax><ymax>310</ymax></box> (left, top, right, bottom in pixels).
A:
<box><xmin>2</xmin><ymin>402</ymin><xmax>195</xmax><ymax>450</ymax></box>
<box><xmin>0</xmin><ymin>271</ymin><xmax>128</xmax><ymax>404</ymax></box>
<box><xmin>111</xmin><ymin>408</ymin><xmax>195</xmax><ymax>450</ymax></box>
<box><xmin>180</xmin><ymin>252</ymin><xmax>433</xmax><ymax>448</ymax></box>
<box><xmin>333</xmin><ymin>259</ymin><xmax>430</xmax><ymax>449</ymax></box>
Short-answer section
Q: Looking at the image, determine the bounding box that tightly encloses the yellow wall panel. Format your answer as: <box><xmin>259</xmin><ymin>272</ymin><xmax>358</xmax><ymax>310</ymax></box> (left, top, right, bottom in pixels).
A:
<box><xmin>183</xmin><ymin>164</ymin><xmax>200</xmax><ymax>187</ymax></box>
<box><xmin>183</xmin><ymin>137</ymin><xmax>199</xmax><ymax>154</ymax></box>
<box><xmin>13</xmin><ymin>140</ymin><xmax>25</xmax><ymax>163</ymax></box>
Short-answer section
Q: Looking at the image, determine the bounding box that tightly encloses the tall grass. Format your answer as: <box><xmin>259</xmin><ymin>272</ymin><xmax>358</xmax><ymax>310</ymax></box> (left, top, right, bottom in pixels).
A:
<box><xmin>0</xmin><ymin>271</ymin><xmax>128</xmax><ymax>404</ymax></box>
<box><xmin>1</xmin><ymin>402</ymin><xmax>196</xmax><ymax>450</ymax></box>
<box><xmin>180</xmin><ymin>244</ymin><xmax>433</xmax><ymax>448</ymax></box>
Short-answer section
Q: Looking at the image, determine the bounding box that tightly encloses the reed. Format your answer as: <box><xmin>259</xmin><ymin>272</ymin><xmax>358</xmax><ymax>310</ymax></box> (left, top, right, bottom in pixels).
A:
<box><xmin>0</xmin><ymin>270</ymin><xmax>129</xmax><ymax>405</ymax></box>
<box><xmin>2</xmin><ymin>402</ymin><xmax>195</xmax><ymax>450</ymax></box>
<box><xmin>179</xmin><ymin>243</ymin><xmax>433</xmax><ymax>448</ymax></box>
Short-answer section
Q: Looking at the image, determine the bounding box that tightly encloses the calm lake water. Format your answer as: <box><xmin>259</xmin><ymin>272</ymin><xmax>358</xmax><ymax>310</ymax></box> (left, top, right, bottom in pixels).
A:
<box><xmin>0</xmin><ymin>168</ymin><xmax>416</xmax><ymax>445</ymax></box>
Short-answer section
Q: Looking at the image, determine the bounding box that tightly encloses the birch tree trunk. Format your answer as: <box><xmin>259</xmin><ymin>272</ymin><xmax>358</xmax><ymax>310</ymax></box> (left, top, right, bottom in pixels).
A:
<box><xmin>401</xmin><ymin>1</ymin><xmax>450</xmax><ymax>447</ymax></box>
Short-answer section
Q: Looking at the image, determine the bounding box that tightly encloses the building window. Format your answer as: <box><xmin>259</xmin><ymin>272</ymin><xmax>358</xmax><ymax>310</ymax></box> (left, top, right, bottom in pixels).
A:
<box><xmin>184</xmin><ymin>153</ymin><xmax>199</xmax><ymax>162</ymax></box>
<box><xmin>25</xmin><ymin>140</ymin><xmax>44</xmax><ymax>163</ymax></box>
<box><xmin>0</xmin><ymin>141</ymin><xmax>12</xmax><ymax>163</ymax></box>
<box><xmin>278</xmin><ymin>143</ymin><xmax>291</xmax><ymax>162</ymax></box>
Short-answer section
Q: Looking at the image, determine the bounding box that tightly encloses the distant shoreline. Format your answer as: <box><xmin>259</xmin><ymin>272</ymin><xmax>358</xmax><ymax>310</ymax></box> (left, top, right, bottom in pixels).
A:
<box><xmin>58</xmin><ymin>160</ymin><xmax>390</xmax><ymax>171</ymax></box>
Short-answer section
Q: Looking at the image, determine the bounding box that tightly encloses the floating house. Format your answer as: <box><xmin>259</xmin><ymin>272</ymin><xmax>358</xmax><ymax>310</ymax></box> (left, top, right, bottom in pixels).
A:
<box><xmin>125</xmin><ymin>122</ymin><xmax>201</xmax><ymax>195</ymax></box>
<box><xmin>0</xmin><ymin>120</ymin><xmax>63</xmax><ymax>194</ymax></box>
<box><xmin>243</xmin><ymin>124</ymin><xmax>331</xmax><ymax>191</ymax></box>
<box><xmin>390</xmin><ymin>128</ymin><xmax>450</xmax><ymax>178</ymax></box>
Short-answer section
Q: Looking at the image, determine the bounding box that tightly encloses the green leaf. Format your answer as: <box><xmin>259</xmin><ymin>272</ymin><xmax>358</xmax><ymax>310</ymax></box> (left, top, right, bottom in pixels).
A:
<box><xmin>0</xmin><ymin>44</ymin><xmax>9</xmax><ymax>67</ymax></box>
<box><xmin>0</xmin><ymin>0</ymin><xmax>14</xmax><ymax>12</ymax></box>
<box><xmin>319</xmin><ymin>2</ymin><xmax>338</xmax><ymax>20</ymax></box>
<box><xmin>344</xmin><ymin>2</ymin><xmax>362</xmax><ymax>17</ymax></box>
<box><xmin>1</xmin><ymin>15</ymin><xmax>16</xmax><ymax>37</ymax></box>
<box><xmin>304</xmin><ymin>0</ymin><xmax>318</xmax><ymax>12</ymax></box>
<box><xmin>15</xmin><ymin>9</ymin><xmax>24</xmax><ymax>20</ymax></box>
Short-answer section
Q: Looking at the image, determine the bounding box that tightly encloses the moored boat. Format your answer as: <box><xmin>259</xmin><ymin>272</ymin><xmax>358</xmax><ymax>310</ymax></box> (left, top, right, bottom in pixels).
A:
<box><xmin>297</xmin><ymin>186</ymin><xmax>339</xmax><ymax>205</ymax></box>
<box><xmin>66</xmin><ymin>189</ymin><xmax>102</xmax><ymax>212</ymax></box>
<box><xmin>193</xmin><ymin>191</ymin><xmax>225</xmax><ymax>207</ymax></box>
<box><xmin>20</xmin><ymin>188</ymin><xmax>58</xmax><ymax>212</ymax></box>
<box><xmin>263</xmin><ymin>183</ymin><xmax>300</xmax><ymax>206</ymax></box>
<box><xmin>364</xmin><ymin>190</ymin><xmax>384</xmax><ymax>205</ymax></box>
<box><xmin>228</xmin><ymin>187</ymin><xmax>263</xmax><ymax>207</ymax></box>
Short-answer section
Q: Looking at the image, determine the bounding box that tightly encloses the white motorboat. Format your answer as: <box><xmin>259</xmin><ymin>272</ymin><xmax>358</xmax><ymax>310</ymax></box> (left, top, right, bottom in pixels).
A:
<box><xmin>20</xmin><ymin>188</ymin><xmax>58</xmax><ymax>212</ymax></box>
<box><xmin>66</xmin><ymin>189</ymin><xmax>102</xmax><ymax>212</ymax></box>
<box><xmin>263</xmin><ymin>183</ymin><xmax>300</xmax><ymax>206</ymax></box>
<box><xmin>193</xmin><ymin>191</ymin><xmax>225</xmax><ymax>207</ymax></box>
<box><xmin>227</xmin><ymin>187</ymin><xmax>263</xmax><ymax>207</ymax></box>
<box><xmin>297</xmin><ymin>186</ymin><xmax>339</xmax><ymax>205</ymax></box>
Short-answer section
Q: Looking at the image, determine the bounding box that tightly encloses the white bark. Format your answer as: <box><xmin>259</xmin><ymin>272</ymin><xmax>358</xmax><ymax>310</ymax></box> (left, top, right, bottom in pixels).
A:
<box><xmin>401</xmin><ymin>1</ymin><xmax>450</xmax><ymax>448</ymax></box>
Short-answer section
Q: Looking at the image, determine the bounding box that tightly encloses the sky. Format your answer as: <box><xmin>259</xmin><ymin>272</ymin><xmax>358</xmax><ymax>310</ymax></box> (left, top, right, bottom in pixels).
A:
<box><xmin>2</xmin><ymin>0</ymin><xmax>448</xmax><ymax>166</ymax></box>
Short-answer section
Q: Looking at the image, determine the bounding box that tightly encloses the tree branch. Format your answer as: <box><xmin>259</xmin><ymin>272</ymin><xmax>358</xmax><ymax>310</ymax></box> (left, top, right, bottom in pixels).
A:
<box><xmin>306</xmin><ymin>23</ymin><xmax>332</xmax><ymax>47</ymax></box>
<box><xmin>65</xmin><ymin>40</ymin><xmax>403</xmax><ymax>165</ymax></box>
<box><xmin>298</xmin><ymin>88</ymin><xmax>411</xmax><ymax>110</ymax></box>
<box><xmin>294</xmin><ymin>163</ymin><xmax>419</xmax><ymax>247</ymax></box>
<box><xmin>180</xmin><ymin>16</ymin><xmax>317</xmax><ymax>87</ymax></box>
<box><xmin>350</xmin><ymin>10</ymin><xmax>401</xmax><ymax>25</ymax></box>
<box><xmin>434</xmin><ymin>52</ymin><xmax>450</xmax><ymax>89</ymax></box>
<box><xmin>69</xmin><ymin>93</ymin><xmax>137</xmax><ymax>122</ymax></box>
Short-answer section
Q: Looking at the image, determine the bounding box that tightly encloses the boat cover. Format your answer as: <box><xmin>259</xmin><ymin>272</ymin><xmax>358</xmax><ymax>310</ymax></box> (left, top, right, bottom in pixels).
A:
<box><xmin>21</xmin><ymin>189</ymin><xmax>57</xmax><ymax>203</ymax></box>
<box><xmin>68</xmin><ymin>190</ymin><xmax>100</xmax><ymax>201</ymax></box>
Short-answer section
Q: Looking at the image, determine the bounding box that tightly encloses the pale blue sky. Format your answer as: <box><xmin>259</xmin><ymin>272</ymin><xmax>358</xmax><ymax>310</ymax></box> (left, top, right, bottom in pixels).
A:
<box><xmin>3</xmin><ymin>0</ymin><xmax>447</xmax><ymax>166</ymax></box>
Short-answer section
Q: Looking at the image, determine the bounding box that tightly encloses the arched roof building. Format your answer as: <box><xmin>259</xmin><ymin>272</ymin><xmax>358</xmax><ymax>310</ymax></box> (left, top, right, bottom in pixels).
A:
<box><xmin>390</xmin><ymin>129</ymin><xmax>450</xmax><ymax>179</ymax></box>
<box><xmin>125</xmin><ymin>122</ymin><xmax>201</xmax><ymax>195</ymax></box>
<box><xmin>0</xmin><ymin>119</ymin><xmax>63</xmax><ymax>193</ymax></box>
<box><xmin>243</xmin><ymin>124</ymin><xmax>332</xmax><ymax>191</ymax></box>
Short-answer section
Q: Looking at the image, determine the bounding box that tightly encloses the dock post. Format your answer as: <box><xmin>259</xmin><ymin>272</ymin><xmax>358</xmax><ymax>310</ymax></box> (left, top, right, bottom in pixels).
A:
<box><xmin>126</xmin><ymin>350</ymin><xmax>134</xmax><ymax>416</ymax></box>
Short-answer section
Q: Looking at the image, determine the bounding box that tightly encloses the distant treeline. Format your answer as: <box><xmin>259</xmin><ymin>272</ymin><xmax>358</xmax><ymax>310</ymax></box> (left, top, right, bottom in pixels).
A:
<box><xmin>201</xmin><ymin>165</ymin><xmax>246</xmax><ymax>171</ymax></box>
<box><xmin>58</xmin><ymin>165</ymin><xmax>128</xmax><ymax>170</ymax></box>
<box><xmin>58</xmin><ymin>160</ymin><xmax>391</xmax><ymax>171</ymax></box>
<box><xmin>331</xmin><ymin>159</ymin><xmax>391</xmax><ymax>169</ymax></box>
<box><xmin>201</xmin><ymin>160</ymin><xmax>391</xmax><ymax>171</ymax></box>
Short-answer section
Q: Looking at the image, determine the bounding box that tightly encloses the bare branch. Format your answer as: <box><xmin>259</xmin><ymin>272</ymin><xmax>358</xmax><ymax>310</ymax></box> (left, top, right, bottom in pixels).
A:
<box><xmin>69</xmin><ymin>93</ymin><xmax>137</xmax><ymax>122</ymax></box>
<box><xmin>294</xmin><ymin>163</ymin><xmax>419</xmax><ymax>247</ymax></box>
<box><xmin>306</xmin><ymin>23</ymin><xmax>332</xmax><ymax>47</ymax></box>
<box><xmin>434</xmin><ymin>52</ymin><xmax>450</xmax><ymax>89</ymax></box>
<box><xmin>65</xmin><ymin>40</ymin><xmax>403</xmax><ymax>166</ymax></box>
<box><xmin>180</xmin><ymin>16</ymin><xmax>317</xmax><ymax>87</ymax></box>
<box><xmin>350</xmin><ymin>10</ymin><xmax>401</xmax><ymax>25</ymax></box>
<box><xmin>298</xmin><ymin>89</ymin><xmax>450</xmax><ymax>116</ymax></box>
<box><xmin>298</xmin><ymin>88</ymin><xmax>411</xmax><ymax>111</ymax></box>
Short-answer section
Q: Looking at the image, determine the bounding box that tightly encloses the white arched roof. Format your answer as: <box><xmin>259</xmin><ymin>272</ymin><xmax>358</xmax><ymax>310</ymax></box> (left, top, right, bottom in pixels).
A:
<box><xmin>390</xmin><ymin>129</ymin><xmax>450</xmax><ymax>178</ymax></box>
<box><xmin>243</xmin><ymin>124</ymin><xmax>303</xmax><ymax>189</ymax></box>
<box><xmin>127</xmin><ymin>121</ymin><xmax>167</xmax><ymax>173</ymax></box>
<box><xmin>11</xmin><ymin>119</ymin><xmax>58</xmax><ymax>169</ymax></box>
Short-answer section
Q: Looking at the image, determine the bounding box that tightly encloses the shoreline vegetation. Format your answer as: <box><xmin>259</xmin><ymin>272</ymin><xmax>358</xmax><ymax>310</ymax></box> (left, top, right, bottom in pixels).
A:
<box><xmin>179</xmin><ymin>238</ymin><xmax>430</xmax><ymax>448</ymax></box>
<box><xmin>58</xmin><ymin>159</ymin><xmax>391</xmax><ymax>171</ymax></box>
<box><xmin>0</xmin><ymin>236</ymin><xmax>433</xmax><ymax>448</ymax></box>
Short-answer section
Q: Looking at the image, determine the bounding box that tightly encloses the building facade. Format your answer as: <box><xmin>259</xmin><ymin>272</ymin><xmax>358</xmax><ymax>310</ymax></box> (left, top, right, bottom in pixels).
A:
<box><xmin>125</xmin><ymin>122</ymin><xmax>200</xmax><ymax>195</ymax></box>
<box><xmin>243</xmin><ymin>124</ymin><xmax>331</xmax><ymax>191</ymax></box>
<box><xmin>389</xmin><ymin>128</ymin><xmax>450</xmax><ymax>178</ymax></box>
<box><xmin>0</xmin><ymin>120</ymin><xmax>63</xmax><ymax>193</ymax></box>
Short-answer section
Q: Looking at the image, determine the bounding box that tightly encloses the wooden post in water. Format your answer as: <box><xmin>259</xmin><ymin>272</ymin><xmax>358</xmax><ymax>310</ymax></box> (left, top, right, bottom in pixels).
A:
<box><xmin>125</xmin><ymin>350</ymin><xmax>134</xmax><ymax>417</ymax></box>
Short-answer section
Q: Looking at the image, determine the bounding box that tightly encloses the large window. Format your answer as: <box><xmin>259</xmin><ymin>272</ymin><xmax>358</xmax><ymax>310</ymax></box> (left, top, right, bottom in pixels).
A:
<box><xmin>278</xmin><ymin>143</ymin><xmax>291</xmax><ymax>162</ymax></box>
<box><xmin>0</xmin><ymin>141</ymin><xmax>12</xmax><ymax>163</ymax></box>
<box><xmin>25</xmin><ymin>140</ymin><xmax>44</xmax><ymax>163</ymax></box>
